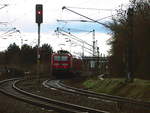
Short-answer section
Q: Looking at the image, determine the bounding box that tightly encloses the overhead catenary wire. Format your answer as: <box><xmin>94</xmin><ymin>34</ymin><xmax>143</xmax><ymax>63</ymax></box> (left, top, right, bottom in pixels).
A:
<box><xmin>66</xmin><ymin>6</ymin><xmax>116</xmax><ymax>11</ymax></box>
<box><xmin>58</xmin><ymin>9</ymin><xmax>123</xmax><ymax>25</ymax></box>
<box><xmin>57</xmin><ymin>27</ymin><xmax>93</xmax><ymax>47</ymax></box>
<box><xmin>0</xmin><ymin>22</ymin><xmax>8</xmax><ymax>25</ymax></box>
<box><xmin>60</xmin><ymin>27</ymin><xmax>95</xmax><ymax>37</ymax></box>
<box><xmin>0</xmin><ymin>27</ymin><xmax>16</xmax><ymax>36</ymax></box>
<box><xmin>56</xmin><ymin>30</ymin><xmax>93</xmax><ymax>52</ymax></box>
<box><xmin>60</xmin><ymin>32</ymin><xmax>93</xmax><ymax>53</ymax></box>
<box><xmin>55</xmin><ymin>26</ymin><xmax>97</xmax><ymax>56</ymax></box>
<box><xmin>59</xmin><ymin>6</ymin><xmax>117</xmax><ymax>56</ymax></box>
<box><xmin>66</xmin><ymin>27</ymin><xmax>93</xmax><ymax>33</ymax></box>
<box><xmin>62</xmin><ymin>6</ymin><xmax>110</xmax><ymax>28</ymax></box>
<box><xmin>0</xmin><ymin>4</ymin><xmax>8</xmax><ymax>10</ymax></box>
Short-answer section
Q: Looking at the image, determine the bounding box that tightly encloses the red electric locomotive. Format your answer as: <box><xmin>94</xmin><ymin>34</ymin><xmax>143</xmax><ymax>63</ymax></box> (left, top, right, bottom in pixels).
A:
<box><xmin>51</xmin><ymin>50</ymin><xmax>83</xmax><ymax>77</ymax></box>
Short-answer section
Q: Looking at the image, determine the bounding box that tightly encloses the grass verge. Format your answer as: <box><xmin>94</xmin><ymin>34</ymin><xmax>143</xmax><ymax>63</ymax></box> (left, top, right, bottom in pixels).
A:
<box><xmin>83</xmin><ymin>77</ymin><xmax>150</xmax><ymax>101</ymax></box>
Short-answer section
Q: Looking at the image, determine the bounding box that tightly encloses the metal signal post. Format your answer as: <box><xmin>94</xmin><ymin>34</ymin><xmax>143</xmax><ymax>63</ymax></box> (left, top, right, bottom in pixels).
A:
<box><xmin>37</xmin><ymin>23</ymin><xmax>40</xmax><ymax>82</ymax></box>
<box><xmin>35</xmin><ymin>4</ymin><xmax>43</xmax><ymax>82</ymax></box>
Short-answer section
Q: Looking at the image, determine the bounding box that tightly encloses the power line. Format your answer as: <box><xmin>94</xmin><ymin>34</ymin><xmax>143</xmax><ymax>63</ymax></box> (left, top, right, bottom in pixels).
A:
<box><xmin>55</xmin><ymin>27</ymin><xmax>97</xmax><ymax>56</ymax></box>
<box><xmin>59</xmin><ymin>31</ymin><xmax>93</xmax><ymax>53</ymax></box>
<box><xmin>61</xmin><ymin>27</ymin><xmax>93</xmax><ymax>33</ymax></box>
<box><xmin>0</xmin><ymin>4</ymin><xmax>8</xmax><ymax>10</ymax></box>
<box><xmin>62</xmin><ymin>6</ymin><xmax>110</xmax><ymax>28</ymax></box>
<box><xmin>59</xmin><ymin>8</ymin><xmax>122</xmax><ymax>24</ymax></box>
<box><xmin>59</xmin><ymin>28</ymin><xmax>93</xmax><ymax>47</ymax></box>
<box><xmin>66</xmin><ymin>6</ymin><xmax>116</xmax><ymax>11</ymax></box>
<box><xmin>0</xmin><ymin>22</ymin><xmax>8</xmax><ymax>26</ymax></box>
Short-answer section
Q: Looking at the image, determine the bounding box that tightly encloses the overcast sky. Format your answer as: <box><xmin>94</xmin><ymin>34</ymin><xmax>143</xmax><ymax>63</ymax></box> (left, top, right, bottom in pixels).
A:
<box><xmin>0</xmin><ymin>0</ymin><xmax>129</xmax><ymax>56</ymax></box>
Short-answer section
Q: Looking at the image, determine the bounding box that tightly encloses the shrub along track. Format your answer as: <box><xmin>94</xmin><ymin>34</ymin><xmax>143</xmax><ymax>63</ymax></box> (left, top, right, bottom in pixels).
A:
<box><xmin>0</xmin><ymin>78</ymin><xmax>108</xmax><ymax>113</ymax></box>
<box><xmin>44</xmin><ymin>79</ymin><xmax>150</xmax><ymax>113</ymax></box>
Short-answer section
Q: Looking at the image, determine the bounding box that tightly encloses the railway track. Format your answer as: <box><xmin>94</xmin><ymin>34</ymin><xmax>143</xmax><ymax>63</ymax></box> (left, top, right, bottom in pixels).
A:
<box><xmin>0</xmin><ymin>78</ymin><xmax>108</xmax><ymax>113</ymax></box>
<box><xmin>59</xmin><ymin>81</ymin><xmax>150</xmax><ymax>107</ymax></box>
<box><xmin>43</xmin><ymin>79</ymin><xmax>150</xmax><ymax>113</ymax></box>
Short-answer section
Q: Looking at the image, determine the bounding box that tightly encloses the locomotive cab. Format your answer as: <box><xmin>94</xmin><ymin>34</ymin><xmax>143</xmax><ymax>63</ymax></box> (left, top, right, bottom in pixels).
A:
<box><xmin>51</xmin><ymin>52</ymin><xmax>72</xmax><ymax>76</ymax></box>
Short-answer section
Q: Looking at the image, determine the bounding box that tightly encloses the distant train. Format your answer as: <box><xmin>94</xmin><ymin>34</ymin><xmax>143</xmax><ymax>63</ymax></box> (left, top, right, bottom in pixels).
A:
<box><xmin>51</xmin><ymin>50</ymin><xmax>83</xmax><ymax>77</ymax></box>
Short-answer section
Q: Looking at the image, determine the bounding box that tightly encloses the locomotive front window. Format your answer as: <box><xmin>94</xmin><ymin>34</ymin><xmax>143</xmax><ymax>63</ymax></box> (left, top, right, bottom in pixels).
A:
<box><xmin>54</xmin><ymin>56</ymin><xmax>61</xmax><ymax>61</ymax></box>
<box><xmin>54</xmin><ymin>56</ymin><xmax>68</xmax><ymax>61</ymax></box>
<box><xmin>61</xmin><ymin>56</ymin><xmax>68</xmax><ymax>61</ymax></box>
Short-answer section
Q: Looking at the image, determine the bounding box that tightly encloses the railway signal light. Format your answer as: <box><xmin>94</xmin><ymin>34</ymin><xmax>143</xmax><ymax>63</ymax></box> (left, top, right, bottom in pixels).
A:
<box><xmin>36</xmin><ymin>4</ymin><xmax>43</xmax><ymax>24</ymax></box>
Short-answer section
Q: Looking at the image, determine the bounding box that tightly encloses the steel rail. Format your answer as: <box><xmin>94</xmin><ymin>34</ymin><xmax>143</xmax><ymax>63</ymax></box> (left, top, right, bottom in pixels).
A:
<box><xmin>0</xmin><ymin>78</ymin><xmax>87</xmax><ymax>113</ymax></box>
<box><xmin>13</xmin><ymin>79</ymin><xmax>109</xmax><ymax>113</ymax></box>
<box><xmin>44</xmin><ymin>80</ymin><xmax>150</xmax><ymax>109</ymax></box>
<box><xmin>59</xmin><ymin>80</ymin><xmax>150</xmax><ymax>108</ymax></box>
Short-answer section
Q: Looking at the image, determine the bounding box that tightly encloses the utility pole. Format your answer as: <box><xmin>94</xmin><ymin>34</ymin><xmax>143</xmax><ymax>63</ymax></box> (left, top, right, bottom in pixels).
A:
<box><xmin>92</xmin><ymin>29</ymin><xmax>96</xmax><ymax>56</ymax></box>
<box><xmin>82</xmin><ymin>42</ymin><xmax>85</xmax><ymax>57</ymax></box>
